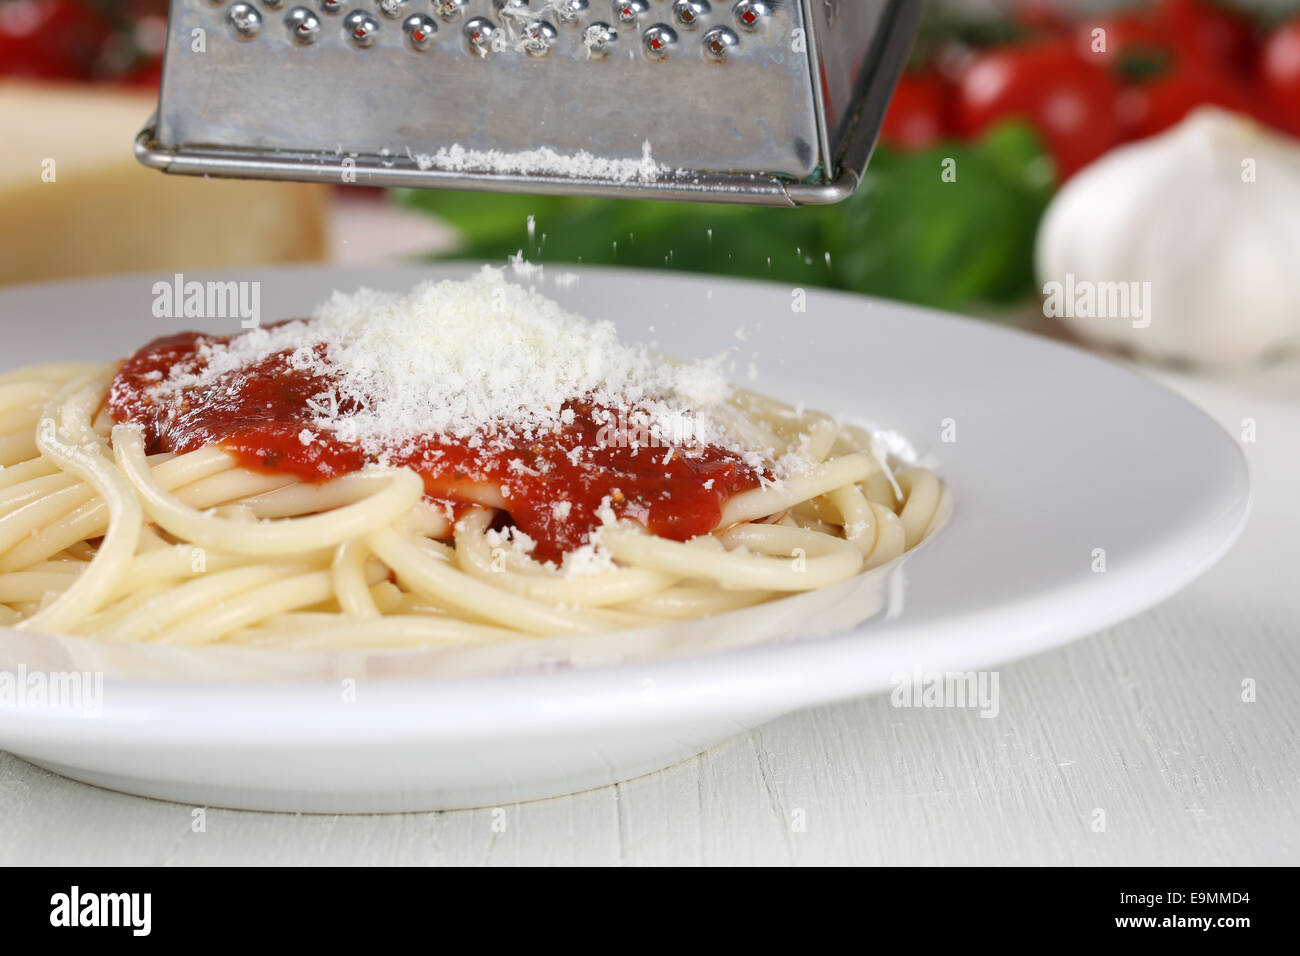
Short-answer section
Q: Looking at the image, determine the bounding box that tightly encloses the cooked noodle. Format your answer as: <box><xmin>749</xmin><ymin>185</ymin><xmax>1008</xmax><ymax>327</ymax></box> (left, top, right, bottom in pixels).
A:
<box><xmin>0</xmin><ymin>361</ymin><xmax>945</xmax><ymax>648</ymax></box>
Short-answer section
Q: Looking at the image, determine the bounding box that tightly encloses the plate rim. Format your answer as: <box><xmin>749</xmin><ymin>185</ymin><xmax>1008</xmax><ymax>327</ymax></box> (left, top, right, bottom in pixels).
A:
<box><xmin>0</xmin><ymin>263</ymin><xmax>1252</xmax><ymax>734</ymax></box>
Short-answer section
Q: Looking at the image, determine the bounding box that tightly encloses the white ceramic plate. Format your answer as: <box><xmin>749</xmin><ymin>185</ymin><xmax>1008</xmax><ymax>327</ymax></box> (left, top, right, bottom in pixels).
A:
<box><xmin>0</xmin><ymin>265</ymin><xmax>1250</xmax><ymax>811</ymax></box>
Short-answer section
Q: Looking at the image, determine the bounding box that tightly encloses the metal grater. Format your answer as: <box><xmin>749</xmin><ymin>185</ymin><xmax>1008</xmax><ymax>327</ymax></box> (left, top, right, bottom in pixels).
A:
<box><xmin>134</xmin><ymin>1</ymin><xmax>922</xmax><ymax>206</ymax></box>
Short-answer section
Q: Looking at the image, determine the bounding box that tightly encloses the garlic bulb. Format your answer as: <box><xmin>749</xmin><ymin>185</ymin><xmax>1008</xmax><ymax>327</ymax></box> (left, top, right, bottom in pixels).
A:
<box><xmin>1035</xmin><ymin>108</ymin><xmax>1300</xmax><ymax>367</ymax></box>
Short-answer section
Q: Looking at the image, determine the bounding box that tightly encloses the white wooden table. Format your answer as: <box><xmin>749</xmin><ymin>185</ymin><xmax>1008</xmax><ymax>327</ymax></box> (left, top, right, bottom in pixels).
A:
<box><xmin>2</xmin><ymin>348</ymin><xmax>1297</xmax><ymax>866</ymax></box>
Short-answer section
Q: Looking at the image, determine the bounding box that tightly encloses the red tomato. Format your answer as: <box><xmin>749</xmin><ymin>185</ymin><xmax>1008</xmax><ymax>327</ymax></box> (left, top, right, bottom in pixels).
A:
<box><xmin>955</xmin><ymin>39</ymin><xmax>1122</xmax><ymax>179</ymax></box>
<box><xmin>880</xmin><ymin>72</ymin><xmax>949</xmax><ymax>151</ymax></box>
<box><xmin>1151</xmin><ymin>0</ymin><xmax>1255</xmax><ymax>74</ymax></box>
<box><xmin>1012</xmin><ymin>1</ymin><xmax>1072</xmax><ymax>36</ymax></box>
<box><xmin>1118</xmin><ymin>63</ymin><xmax>1256</xmax><ymax>139</ymax></box>
<box><xmin>122</xmin><ymin>57</ymin><xmax>163</xmax><ymax>89</ymax></box>
<box><xmin>0</xmin><ymin>0</ymin><xmax>112</xmax><ymax>80</ymax></box>
<box><xmin>1074</xmin><ymin>14</ymin><xmax>1169</xmax><ymax>73</ymax></box>
<box><xmin>1072</xmin><ymin>6</ymin><xmax>1269</xmax><ymax>141</ymax></box>
<box><xmin>1261</xmin><ymin>19</ymin><xmax>1300</xmax><ymax>135</ymax></box>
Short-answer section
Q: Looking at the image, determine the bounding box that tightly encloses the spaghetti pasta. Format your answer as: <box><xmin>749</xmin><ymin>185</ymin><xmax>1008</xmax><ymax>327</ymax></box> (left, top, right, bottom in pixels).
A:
<box><xmin>0</xmin><ymin>276</ymin><xmax>947</xmax><ymax>648</ymax></box>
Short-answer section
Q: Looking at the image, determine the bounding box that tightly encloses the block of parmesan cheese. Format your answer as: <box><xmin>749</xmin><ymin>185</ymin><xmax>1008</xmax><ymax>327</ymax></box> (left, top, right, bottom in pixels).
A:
<box><xmin>0</xmin><ymin>82</ymin><xmax>328</xmax><ymax>285</ymax></box>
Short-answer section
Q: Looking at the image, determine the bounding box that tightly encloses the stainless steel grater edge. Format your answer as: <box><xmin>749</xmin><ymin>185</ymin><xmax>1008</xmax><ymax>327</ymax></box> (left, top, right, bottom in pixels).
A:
<box><xmin>135</xmin><ymin>0</ymin><xmax>923</xmax><ymax>206</ymax></box>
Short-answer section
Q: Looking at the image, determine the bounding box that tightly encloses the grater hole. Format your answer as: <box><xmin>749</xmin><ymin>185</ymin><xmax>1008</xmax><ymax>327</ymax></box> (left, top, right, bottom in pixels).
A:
<box><xmin>228</xmin><ymin>3</ymin><xmax>263</xmax><ymax>40</ymax></box>
<box><xmin>435</xmin><ymin>0</ymin><xmax>469</xmax><ymax>24</ymax></box>
<box><xmin>642</xmin><ymin>23</ymin><xmax>677</xmax><ymax>62</ymax></box>
<box><xmin>582</xmin><ymin>21</ymin><xmax>617</xmax><ymax>59</ymax></box>
<box><xmin>402</xmin><ymin>13</ymin><xmax>438</xmax><ymax>51</ymax></box>
<box><xmin>284</xmin><ymin>6</ymin><xmax>322</xmax><ymax>43</ymax></box>
<box><xmin>343</xmin><ymin>10</ymin><xmax>379</xmax><ymax>48</ymax></box>
<box><xmin>702</xmin><ymin>26</ymin><xmax>739</xmax><ymax>64</ymax></box>
<box><xmin>493</xmin><ymin>0</ymin><xmax>531</xmax><ymax>33</ymax></box>
<box><xmin>733</xmin><ymin>0</ymin><xmax>771</xmax><ymax>32</ymax></box>
<box><xmin>614</xmin><ymin>1</ymin><xmax>649</xmax><ymax>26</ymax></box>
<box><xmin>672</xmin><ymin>0</ymin><xmax>710</xmax><ymax>31</ymax></box>
<box><xmin>463</xmin><ymin>17</ymin><xmax>500</xmax><ymax>58</ymax></box>
<box><xmin>519</xmin><ymin>20</ymin><xmax>559</xmax><ymax>58</ymax></box>
<box><xmin>552</xmin><ymin>0</ymin><xmax>589</xmax><ymax>26</ymax></box>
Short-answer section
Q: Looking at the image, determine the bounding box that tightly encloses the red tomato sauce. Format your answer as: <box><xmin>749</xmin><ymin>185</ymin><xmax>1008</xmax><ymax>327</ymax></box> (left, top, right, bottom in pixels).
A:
<box><xmin>107</xmin><ymin>331</ymin><xmax>762</xmax><ymax>562</ymax></box>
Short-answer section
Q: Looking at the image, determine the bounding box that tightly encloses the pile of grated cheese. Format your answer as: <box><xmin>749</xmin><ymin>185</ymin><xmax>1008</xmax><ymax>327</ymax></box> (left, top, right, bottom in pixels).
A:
<box><xmin>411</xmin><ymin>140</ymin><xmax>667</xmax><ymax>184</ymax></box>
<box><xmin>153</xmin><ymin>266</ymin><xmax>781</xmax><ymax>468</ymax></box>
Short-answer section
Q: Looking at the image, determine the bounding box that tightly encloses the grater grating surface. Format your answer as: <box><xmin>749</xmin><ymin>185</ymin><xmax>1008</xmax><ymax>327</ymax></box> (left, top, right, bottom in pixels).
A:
<box><xmin>135</xmin><ymin>1</ymin><xmax>922</xmax><ymax>206</ymax></box>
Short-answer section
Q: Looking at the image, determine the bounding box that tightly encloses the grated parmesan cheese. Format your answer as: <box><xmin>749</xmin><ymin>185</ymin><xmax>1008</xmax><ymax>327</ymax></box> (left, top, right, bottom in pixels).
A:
<box><xmin>560</xmin><ymin>528</ymin><xmax>617</xmax><ymax>578</ymax></box>
<box><xmin>411</xmin><ymin>140</ymin><xmax>666</xmax><ymax>184</ymax></box>
<box><xmin>150</xmin><ymin>266</ymin><xmax>761</xmax><ymax>469</ymax></box>
<box><xmin>484</xmin><ymin>525</ymin><xmax>537</xmax><ymax>557</ymax></box>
